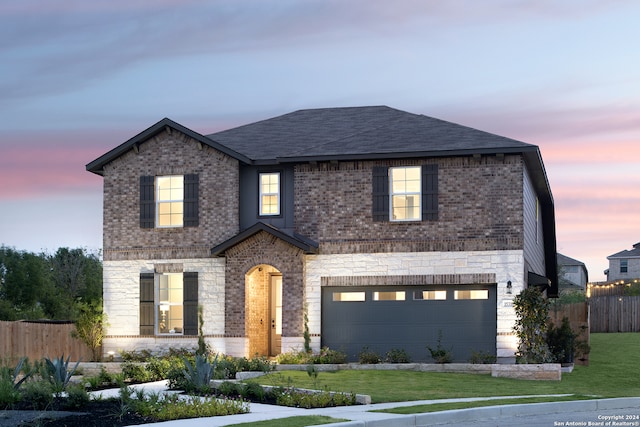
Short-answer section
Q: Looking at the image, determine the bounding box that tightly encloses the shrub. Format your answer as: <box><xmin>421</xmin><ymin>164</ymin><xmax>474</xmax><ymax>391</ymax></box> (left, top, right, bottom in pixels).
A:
<box><xmin>427</xmin><ymin>331</ymin><xmax>453</xmax><ymax>363</ymax></box>
<box><xmin>21</xmin><ymin>380</ymin><xmax>54</xmax><ymax>410</ymax></box>
<box><xmin>217</xmin><ymin>381</ymin><xmax>242</xmax><ymax>397</ymax></box>
<box><xmin>241</xmin><ymin>381</ymin><xmax>266</xmax><ymax>401</ymax></box>
<box><xmin>358</xmin><ymin>347</ymin><xmax>381</xmax><ymax>364</ymax></box>
<box><xmin>513</xmin><ymin>287</ymin><xmax>554</xmax><ymax>363</ymax></box>
<box><xmin>146</xmin><ymin>356</ymin><xmax>174</xmax><ymax>380</ymax></box>
<box><xmin>385</xmin><ymin>348</ymin><xmax>412</xmax><ymax>363</ymax></box>
<box><xmin>276</xmin><ymin>347</ymin><xmax>347</xmax><ymax>365</ymax></box>
<box><xmin>0</xmin><ymin>377</ymin><xmax>20</xmax><ymax>409</ymax></box>
<box><xmin>121</xmin><ymin>361</ymin><xmax>153</xmax><ymax>383</ymax></box>
<box><xmin>468</xmin><ymin>350</ymin><xmax>497</xmax><ymax>364</ymax></box>
<box><xmin>547</xmin><ymin>317</ymin><xmax>576</xmax><ymax>364</ymax></box>
<box><xmin>64</xmin><ymin>383</ymin><xmax>90</xmax><ymax>409</ymax></box>
<box><xmin>313</xmin><ymin>347</ymin><xmax>347</xmax><ymax>364</ymax></box>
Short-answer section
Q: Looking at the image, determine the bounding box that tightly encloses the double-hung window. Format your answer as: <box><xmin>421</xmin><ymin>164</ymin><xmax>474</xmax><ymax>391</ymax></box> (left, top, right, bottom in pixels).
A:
<box><xmin>156</xmin><ymin>175</ymin><xmax>184</xmax><ymax>227</ymax></box>
<box><xmin>621</xmin><ymin>259</ymin><xmax>628</xmax><ymax>274</ymax></box>
<box><xmin>259</xmin><ymin>172</ymin><xmax>280</xmax><ymax>216</ymax></box>
<box><xmin>390</xmin><ymin>166</ymin><xmax>421</xmax><ymax>221</ymax></box>
<box><xmin>140</xmin><ymin>174</ymin><xmax>199</xmax><ymax>228</ymax></box>
<box><xmin>372</xmin><ymin>164</ymin><xmax>438</xmax><ymax>222</ymax></box>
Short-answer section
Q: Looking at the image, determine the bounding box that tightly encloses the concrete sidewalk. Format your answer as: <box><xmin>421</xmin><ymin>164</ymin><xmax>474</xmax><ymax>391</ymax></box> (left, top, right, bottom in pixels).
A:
<box><xmin>90</xmin><ymin>382</ymin><xmax>640</xmax><ymax>427</ymax></box>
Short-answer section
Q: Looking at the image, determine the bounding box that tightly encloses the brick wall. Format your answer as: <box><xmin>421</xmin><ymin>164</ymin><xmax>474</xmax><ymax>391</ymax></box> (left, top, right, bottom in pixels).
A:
<box><xmin>294</xmin><ymin>155</ymin><xmax>524</xmax><ymax>254</ymax></box>
<box><xmin>223</xmin><ymin>230</ymin><xmax>306</xmax><ymax>337</ymax></box>
<box><xmin>101</xmin><ymin>130</ymin><xmax>239</xmax><ymax>261</ymax></box>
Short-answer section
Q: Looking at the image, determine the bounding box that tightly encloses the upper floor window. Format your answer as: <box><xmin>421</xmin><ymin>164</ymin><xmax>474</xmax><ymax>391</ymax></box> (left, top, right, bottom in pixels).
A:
<box><xmin>156</xmin><ymin>175</ymin><xmax>184</xmax><ymax>227</ymax></box>
<box><xmin>259</xmin><ymin>172</ymin><xmax>280</xmax><ymax>216</ymax></box>
<box><xmin>390</xmin><ymin>166</ymin><xmax>421</xmax><ymax>221</ymax></box>
<box><xmin>620</xmin><ymin>259</ymin><xmax>628</xmax><ymax>273</ymax></box>
<box><xmin>140</xmin><ymin>174</ymin><xmax>199</xmax><ymax>229</ymax></box>
<box><xmin>372</xmin><ymin>164</ymin><xmax>438</xmax><ymax>222</ymax></box>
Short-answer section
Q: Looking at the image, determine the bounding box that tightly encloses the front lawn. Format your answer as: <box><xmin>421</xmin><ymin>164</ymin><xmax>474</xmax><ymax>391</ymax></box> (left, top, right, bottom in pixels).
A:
<box><xmin>262</xmin><ymin>333</ymin><xmax>640</xmax><ymax>403</ymax></box>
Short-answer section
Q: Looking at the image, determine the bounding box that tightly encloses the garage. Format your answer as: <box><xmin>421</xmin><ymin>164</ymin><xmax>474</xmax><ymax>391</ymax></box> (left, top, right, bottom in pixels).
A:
<box><xmin>321</xmin><ymin>284</ymin><xmax>497</xmax><ymax>362</ymax></box>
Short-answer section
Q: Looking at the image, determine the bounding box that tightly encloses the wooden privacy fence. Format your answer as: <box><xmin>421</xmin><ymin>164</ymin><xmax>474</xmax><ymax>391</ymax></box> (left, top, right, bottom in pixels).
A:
<box><xmin>549</xmin><ymin>302</ymin><xmax>590</xmax><ymax>365</ymax></box>
<box><xmin>590</xmin><ymin>296</ymin><xmax>640</xmax><ymax>333</ymax></box>
<box><xmin>0</xmin><ymin>320</ymin><xmax>94</xmax><ymax>364</ymax></box>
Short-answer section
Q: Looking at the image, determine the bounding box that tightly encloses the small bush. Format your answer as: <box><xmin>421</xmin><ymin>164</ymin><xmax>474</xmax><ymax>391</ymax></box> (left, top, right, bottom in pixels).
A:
<box><xmin>313</xmin><ymin>347</ymin><xmax>347</xmax><ymax>364</ymax></box>
<box><xmin>241</xmin><ymin>381</ymin><xmax>266</xmax><ymax>401</ymax></box>
<box><xmin>64</xmin><ymin>383</ymin><xmax>91</xmax><ymax>409</ymax></box>
<box><xmin>0</xmin><ymin>377</ymin><xmax>20</xmax><ymax>408</ymax></box>
<box><xmin>121</xmin><ymin>361</ymin><xmax>152</xmax><ymax>383</ymax></box>
<box><xmin>385</xmin><ymin>348</ymin><xmax>412</xmax><ymax>363</ymax></box>
<box><xmin>21</xmin><ymin>380</ymin><xmax>54</xmax><ymax>410</ymax></box>
<box><xmin>358</xmin><ymin>347</ymin><xmax>381</xmax><ymax>364</ymax></box>
<box><xmin>468</xmin><ymin>350</ymin><xmax>497</xmax><ymax>364</ymax></box>
<box><xmin>427</xmin><ymin>331</ymin><xmax>454</xmax><ymax>363</ymax></box>
<box><xmin>217</xmin><ymin>381</ymin><xmax>242</xmax><ymax>397</ymax></box>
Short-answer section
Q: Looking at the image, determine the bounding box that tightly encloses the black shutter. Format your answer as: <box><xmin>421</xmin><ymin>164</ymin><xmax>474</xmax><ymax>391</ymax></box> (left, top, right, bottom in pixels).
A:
<box><xmin>422</xmin><ymin>164</ymin><xmax>438</xmax><ymax>221</ymax></box>
<box><xmin>183</xmin><ymin>272</ymin><xmax>198</xmax><ymax>336</ymax></box>
<box><xmin>184</xmin><ymin>174</ymin><xmax>199</xmax><ymax>227</ymax></box>
<box><xmin>372</xmin><ymin>166</ymin><xmax>389</xmax><ymax>222</ymax></box>
<box><xmin>140</xmin><ymin>176</ymin><xmax>155</xmax><ymax>229</ymax></box>
<box><xmin>140</xmin><ymin>273</ymin><xmax>155</xmax><ymax>335</ymax></box>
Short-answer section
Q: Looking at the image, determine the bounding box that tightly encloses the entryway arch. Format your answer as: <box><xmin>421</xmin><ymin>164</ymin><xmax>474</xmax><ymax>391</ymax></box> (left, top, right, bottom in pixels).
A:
<box><xmin>245</xmin><ymin>264</ymin><xmax>282</xmax><ymax>357</ymax></box>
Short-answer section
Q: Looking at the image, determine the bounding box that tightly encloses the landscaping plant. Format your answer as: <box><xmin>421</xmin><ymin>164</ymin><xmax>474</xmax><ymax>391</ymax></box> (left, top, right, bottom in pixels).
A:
<box><xmin>513</xmin><ymin>287</ymin><xmax>554</xmax><ymax>363</ymax></box>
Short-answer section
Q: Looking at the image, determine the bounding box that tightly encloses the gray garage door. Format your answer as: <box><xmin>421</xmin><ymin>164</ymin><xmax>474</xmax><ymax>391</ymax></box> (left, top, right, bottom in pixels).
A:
<box><xmin>321</xmin><ymin>284</ymin><xmax>496</xmax><ymax>362</ymax></box>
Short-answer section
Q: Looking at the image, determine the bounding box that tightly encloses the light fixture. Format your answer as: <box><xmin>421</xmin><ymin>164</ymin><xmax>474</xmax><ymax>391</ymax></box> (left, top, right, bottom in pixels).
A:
<box><xmin>506</xmin><ymin>281</ymin><xmax>512</xmax><ymax>294</ymax></box>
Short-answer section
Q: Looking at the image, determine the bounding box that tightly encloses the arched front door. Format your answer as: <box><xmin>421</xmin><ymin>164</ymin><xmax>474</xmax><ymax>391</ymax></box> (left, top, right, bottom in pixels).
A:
<box><xmin>245</xmin><ymin>264</ymin><xmax>282</xmax><ymax>357</ymax></box>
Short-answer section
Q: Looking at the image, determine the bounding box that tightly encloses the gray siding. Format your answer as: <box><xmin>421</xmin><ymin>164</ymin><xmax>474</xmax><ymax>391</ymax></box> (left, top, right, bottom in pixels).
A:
<box><xmin>523</xmin><ymin>167</ymin><xmax>545</xmax><ymax>275</ymax></box>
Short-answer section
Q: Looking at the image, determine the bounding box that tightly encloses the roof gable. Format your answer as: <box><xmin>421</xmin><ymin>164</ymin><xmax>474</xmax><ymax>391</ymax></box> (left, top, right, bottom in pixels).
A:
<box><xmin>86</xmin><ymin>118</ymin><xmax>250</xmax><ymax>175</ymax></box>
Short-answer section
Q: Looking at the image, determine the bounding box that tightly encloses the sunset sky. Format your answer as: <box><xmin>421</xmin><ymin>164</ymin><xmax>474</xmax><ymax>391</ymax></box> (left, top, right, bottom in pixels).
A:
<box><xmin>1</xmin><ymin>0</ymin><xmax>639</xmax><ymax>282</ymax></box>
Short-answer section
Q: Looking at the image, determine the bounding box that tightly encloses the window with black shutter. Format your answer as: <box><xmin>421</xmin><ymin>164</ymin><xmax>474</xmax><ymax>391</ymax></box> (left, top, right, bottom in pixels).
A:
<box><xmin>139</xmin><ymin>174</ymin><xmax>199</xmax><ymax>228</ymax></box>
<box><xmin>372</xmin><ymin>165</ymin><xmax>438</xmax><ymax>222</ymax></box>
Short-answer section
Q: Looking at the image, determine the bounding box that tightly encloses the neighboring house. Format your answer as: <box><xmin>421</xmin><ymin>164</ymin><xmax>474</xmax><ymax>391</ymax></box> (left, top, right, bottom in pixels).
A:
<box><xmin>86</xmin><ymin>106</ymin><xmax>558</xmax><ymax>363</ymax></box>
<box><xmin>606</xmin><ymin>242</ymin><xmax>640</xmax><ymax>281</ymax></box>
<box><xmin>557</xmin><ymin>253</ymin><xmax>588</xmax><ymax>293</ymax></box>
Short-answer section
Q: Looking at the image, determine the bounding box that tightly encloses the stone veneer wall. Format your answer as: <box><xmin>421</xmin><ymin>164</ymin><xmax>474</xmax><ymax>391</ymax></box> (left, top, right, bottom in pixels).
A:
<box><xmin>303</xmin><ymin>250</ymin><xmax>524</xmax><ymax>360</ymax></box>
<box><xmin>101</xmin><ymin>258</ymin><xmax>228</xmax><ymax>356</ymax></box>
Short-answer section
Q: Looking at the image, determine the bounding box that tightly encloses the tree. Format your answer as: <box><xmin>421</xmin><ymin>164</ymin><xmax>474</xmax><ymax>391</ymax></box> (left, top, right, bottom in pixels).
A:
<box><xmin>72</xmin><ymin>299</ymin><xmax>108</xmax><ymax>361</ymax></box>
<box><xmin>513</xmin><ymin>286</ymin><xmax>553</xmax><ymax>363</ymax></box>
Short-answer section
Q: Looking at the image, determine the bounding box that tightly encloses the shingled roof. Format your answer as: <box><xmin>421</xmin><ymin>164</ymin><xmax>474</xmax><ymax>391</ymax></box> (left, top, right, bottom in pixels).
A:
<box><xmin>207</xmin><ymin>106</ymin><xmax>537</xmax><ymax>162</ymax></box>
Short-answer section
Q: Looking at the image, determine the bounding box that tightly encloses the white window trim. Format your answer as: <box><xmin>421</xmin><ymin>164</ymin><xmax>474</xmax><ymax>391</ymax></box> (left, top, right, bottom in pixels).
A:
<box><xmin>259</xmin><ymin>172</ymin><xmax>281</xmax><ymax>216</ymax></box>
<box><xmin>389</xmin><ymin>166</ymin><xmax>422</xmax><ymax>222</ymax></box>
<box><xmin>156</xmin><ymin>175</ymin><xmax>184</xmax><ymax>228</ymax></box>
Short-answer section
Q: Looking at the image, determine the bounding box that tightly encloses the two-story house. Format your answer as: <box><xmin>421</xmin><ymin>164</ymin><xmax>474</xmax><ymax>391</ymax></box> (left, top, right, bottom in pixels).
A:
<box><xmin>605</xmin><ymin>242</ymin><xmax>640</xmax><ymax>282</ymax></box>
<box><xmin>86</xmin><ymin>106</ymin><xmax>558</xmax><ymax>363</ymax></box>
<box><xmin>557</xmin><ymin>253</ymin><xmax>588</xmax><ymax>293</ymax></box>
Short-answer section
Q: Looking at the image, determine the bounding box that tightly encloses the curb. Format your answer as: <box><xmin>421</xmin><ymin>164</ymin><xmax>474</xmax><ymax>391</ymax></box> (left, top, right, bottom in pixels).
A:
<box><xmin>316</xmin><ymin>398</ymin><xmax>640</xmax><ymax>427</ymax></box>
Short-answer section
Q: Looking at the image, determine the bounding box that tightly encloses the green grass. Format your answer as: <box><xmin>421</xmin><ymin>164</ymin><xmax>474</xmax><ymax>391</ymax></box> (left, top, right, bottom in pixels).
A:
<box><xmin>376</xmin><ymin>394</ymin><xmax>597</xmax><ymax>414</ymax></box>
<box><xmin>260</xmin><ymin>333</ymin><xmax>640</xmax><ymax>403</ymax></box>
<box><xmin>226</xmin><ymin>415</ymin><xmax>348</xmax><ymax>427</ymax></box>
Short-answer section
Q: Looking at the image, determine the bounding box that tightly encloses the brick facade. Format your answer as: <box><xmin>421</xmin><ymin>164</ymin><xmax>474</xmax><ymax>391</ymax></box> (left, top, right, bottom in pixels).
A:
<box><xmin>223</xmin><ymin>230</ymin><xmax>306</xmax><ymax>338</ymax></box>
<box><xmin>102</xmin><ymin>130</ymin><xmax>239</xmax><ymax>261</ymax></box>
<box><xmin>294</xmin><ymin>155</ymin><xmax>524</xmax><ymax>253</ymax></box>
